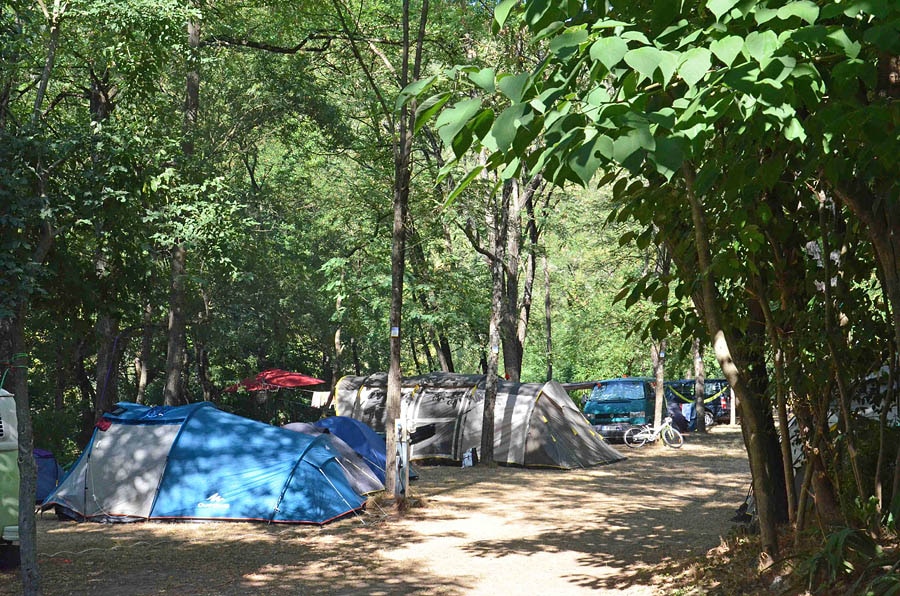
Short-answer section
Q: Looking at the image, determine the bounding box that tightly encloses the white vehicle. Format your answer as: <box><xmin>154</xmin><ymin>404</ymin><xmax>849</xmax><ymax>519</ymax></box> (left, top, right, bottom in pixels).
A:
<box><xmin>0</xmin><ymin>388</ymin><xmax>19</xmax><ymax>569</ymax></box>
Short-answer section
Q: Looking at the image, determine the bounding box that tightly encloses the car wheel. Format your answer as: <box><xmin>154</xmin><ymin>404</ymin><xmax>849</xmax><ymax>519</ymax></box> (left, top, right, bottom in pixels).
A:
<box><xmin>704</xmin><ymin>411</ymin><xmax>715</xmax><ymax>428</ymax></box>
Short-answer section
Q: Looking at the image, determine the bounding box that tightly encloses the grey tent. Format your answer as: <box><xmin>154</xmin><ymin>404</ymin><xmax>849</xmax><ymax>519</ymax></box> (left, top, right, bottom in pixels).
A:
<box><xmin>334</xmin><ymin>372</ymin><xmax>625</xmax><ymax>469</ymax></box>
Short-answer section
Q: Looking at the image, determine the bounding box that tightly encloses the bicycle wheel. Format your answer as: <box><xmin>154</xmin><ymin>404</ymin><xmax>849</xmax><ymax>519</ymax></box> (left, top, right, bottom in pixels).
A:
<box><xmin>624</xmin><ymin>426</ymin><xmax>647</xmax><ymax>448</ymax></box>
<box><xmin>662</xmin><ymin>426</ymin><xmax>684</xmax><ymax>448</ymax></box>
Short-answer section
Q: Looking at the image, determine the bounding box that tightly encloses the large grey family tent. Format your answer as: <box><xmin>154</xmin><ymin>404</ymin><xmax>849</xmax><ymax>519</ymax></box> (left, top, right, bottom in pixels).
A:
<box><xmin>41</xmin><ymin>402</ymin><xmax>366</xmax><ymax>524</ymax></box>
<box><xmin>334</xmin><ymin>372</ymin><xmax>625</xmax><ymax>468</ymax></box>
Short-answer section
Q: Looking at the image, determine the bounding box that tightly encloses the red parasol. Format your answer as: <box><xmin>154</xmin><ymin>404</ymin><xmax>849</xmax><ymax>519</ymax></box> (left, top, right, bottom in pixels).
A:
<box><xmin>224</xmin><ymin>368</ymin><xmax>325</xmax><ymax>393</ymax></box>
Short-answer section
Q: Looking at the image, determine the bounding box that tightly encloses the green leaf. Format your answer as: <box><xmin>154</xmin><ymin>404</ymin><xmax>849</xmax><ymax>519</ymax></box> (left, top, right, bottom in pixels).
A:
<box><xmin>470</xmin><ymin>108</ymin><xmax>495</xmax><ymax>141</ymax></box>
<box><xmin>499</xmin><ymin>156</ymin><xmax>521</xmax><ymax>180</ymax></box>
<box><xmin>624</xmin><ymin>46</ymin><xmax>664</xmax><ymax>84</ymax></box>
<box><xmin>586</xmin><ymin>85</ymin><xmax>611</xmax><ymax>107</ymax></box>
<box><xmin>711</xmin><ymin>36</ymin><xmax>743</xmax><ymax>67</ymax></box>
<box><xmin>659</xmin><ymin>51</ymin><xmax>679</xmax><ymax>86</ymax></box>
<box><xmin>613</xmin><ymin>124</ymin><xmax>655</xmax><ymax>164</ymax></box>
<box><xmin>744</xmin><ymin>30</ymin><xmax>779</xmax><ymax>68</ymax></box>
<box><xmin>569</xmin><ymin>134</ymin><xmax>613</xmax><ymax>185</ymax></box>
<box><xmin>707</xmin><ymin>0</ymin><xmax>740</xmax><ymax>21</ymax></box>
<box><xmin>550</xmin><ymin>27</ymin><xmax>589</xmax><ymax>56</ymax></box>
<box><xmin>678</xmin><ymin>47</ymin><xmax>711</xmax><ymax>88</ymax></box>
<box><xmin>776</xmin><ymin>1</ymin><xmax>819</xmax><ymax>25</ymax></box>
<box><xmin>485</xmin><ymin>103</ymin><xmax>533</xmax><ymax>152</ymax></box>
<box><xmin>494</xmin><ymin>0</ymin><xmax>518</xmax><ymax>30</ymax></box>
<box><xmin>784</xmin><ymin>117</ymin><xmax>806</xmax><ymax>142</ymax></box>
<box><xmin>498</xmin><ymin>72</ymin><xmax>532</xmax><ymax>102</ymax></box>
<box><xmin>828</xmin><ymin>29</ymin><xmax>861</xmax><ymax>58</ymax></box>
<box><xmin>436</xmin><ymin>99</ymin><xmax>483</xmax><ymax>152</ymax></box>
<box><xmin>590</xmin><ymin>36</ymin><xmax>629</xmax><ymax>72</ymax></box>
<box><xmin>651</xmin><ymin>137</ymin><xmax>684</xmax><ymax>179</ymax></box>
<box><xmin>469</xmin><ymin>68</ymin><xmax>496</xmax><ymax>93</ymax></box>
<box><xmin>444</xmin><ymin>165</ymin><xmax>485</xmax><ymax>206</ymax></box>
<box><xmin>414</xmin><ymin>92</ymin><xmax>450</xmax><ymax>134</ymax></box>
<box><xmin>396</xmin><ymin>75</ymin><xmax>435</xmax><ymax>110</ymax></box>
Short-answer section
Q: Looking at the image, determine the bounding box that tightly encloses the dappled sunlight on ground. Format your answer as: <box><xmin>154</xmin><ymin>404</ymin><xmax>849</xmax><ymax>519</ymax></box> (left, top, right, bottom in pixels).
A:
<box><xmin>2</xmin><ymin>425</ymin><xmax>750</xmax><ymax>595</ymax></box>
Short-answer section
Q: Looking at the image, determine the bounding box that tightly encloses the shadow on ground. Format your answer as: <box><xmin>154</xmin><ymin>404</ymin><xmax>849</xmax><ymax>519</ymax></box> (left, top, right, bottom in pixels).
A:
<box><xmin>0</xmin><ymin>425</ymin><xmax>750</xmax><ymax>595</ymax></box>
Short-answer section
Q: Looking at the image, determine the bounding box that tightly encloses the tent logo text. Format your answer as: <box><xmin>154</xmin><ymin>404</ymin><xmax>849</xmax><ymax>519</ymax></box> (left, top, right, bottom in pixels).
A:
<box><xmin>198</xmin><ymin>493</ymin><xmax>230</xmax><ymax>510</ymax></box>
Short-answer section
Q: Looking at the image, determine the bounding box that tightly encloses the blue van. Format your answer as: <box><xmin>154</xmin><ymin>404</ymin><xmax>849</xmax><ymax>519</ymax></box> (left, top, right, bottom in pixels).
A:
<box><xmin>582</xmin><ymin>377</ymin><xmax>656</xmax><ymax>441</ymax></box>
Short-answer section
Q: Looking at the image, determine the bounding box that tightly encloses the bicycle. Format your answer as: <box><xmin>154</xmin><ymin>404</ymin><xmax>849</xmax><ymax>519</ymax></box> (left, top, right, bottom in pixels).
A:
<box><xmin>623</xmin><ymin>417</ymin><xmax>684</xmax><ymax>448</ymax></box>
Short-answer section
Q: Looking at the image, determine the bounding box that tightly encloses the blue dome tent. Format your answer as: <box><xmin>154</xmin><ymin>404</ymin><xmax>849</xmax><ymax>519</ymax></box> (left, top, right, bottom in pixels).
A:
<box><xmin>42</xmin><ymin>402</ymin><xmax>366</xmax><ymax>525</ymax></box>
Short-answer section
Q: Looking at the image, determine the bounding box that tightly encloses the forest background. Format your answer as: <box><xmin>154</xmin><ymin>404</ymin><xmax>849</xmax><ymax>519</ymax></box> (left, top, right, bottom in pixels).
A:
<box><xmin>2</xmin><ymin>0</ymin><xmax>900</xmax><ymax>594</ymax></box>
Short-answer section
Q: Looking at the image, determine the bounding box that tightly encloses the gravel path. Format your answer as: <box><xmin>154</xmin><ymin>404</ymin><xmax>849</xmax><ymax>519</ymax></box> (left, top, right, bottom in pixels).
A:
<box><xmin>0</xmin><ymin>425</ymin><xmax>750</xmax><ymax>595</ymax></box>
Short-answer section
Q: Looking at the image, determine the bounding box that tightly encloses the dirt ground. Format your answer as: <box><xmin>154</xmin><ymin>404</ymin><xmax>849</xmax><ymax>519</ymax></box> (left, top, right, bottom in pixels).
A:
<box><xmin>1</xmin><ymin>425</ymin><xmax>753</xmax><ymax>596</ymax></box>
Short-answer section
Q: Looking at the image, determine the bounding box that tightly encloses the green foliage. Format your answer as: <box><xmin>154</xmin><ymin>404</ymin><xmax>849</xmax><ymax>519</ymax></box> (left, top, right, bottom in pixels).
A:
<box><xmin>796</xmin><ymin>526</ymin><xmax>899</xmax><ymax>595</ymax></box>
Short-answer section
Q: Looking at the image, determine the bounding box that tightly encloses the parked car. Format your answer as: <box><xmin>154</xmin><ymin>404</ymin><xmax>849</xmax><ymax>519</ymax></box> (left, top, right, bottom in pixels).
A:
<box><xmin>664</xmin><ymin>378</ymin><xmax>732</xmax><ymax>429</ymax></box>
<box><xmin>582</xmin><ymin>377</ymin><xmax>655</xmax><ymax>441</ymax></box>
<box><xmin>0</xmin><ymin>388</ymin><xmax>19</xmax><ymax>569</ymax></box>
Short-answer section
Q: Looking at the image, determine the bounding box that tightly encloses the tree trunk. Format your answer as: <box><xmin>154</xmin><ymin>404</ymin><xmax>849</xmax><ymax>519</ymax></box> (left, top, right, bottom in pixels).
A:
<box><xmin>683</xmin><ymin>164</ymin><xmax>781</xmax><ymax>557</ymax></box>
<box><xmin>384</xmin><ymin>0</ymin><xmax>428</xmax><ymax>500</ymax></box>
<box><xmin>54</xmin><ymin>335</ymin><xmax>66</xmax><ymax>410</ymax></box>
<box><xmin>752</xmin><ymin>272</ymin><xmax>796</xmax><ymax>522</ymax></box>
<box><xmin>498</xmin><ymin>180</ymin><xmax>521</xmax><ymax>381</ymax></box>
<box><xmin>543</xmin><ymin>254</ymin><xmax>553</xmax><ymax>381</ymax></box>
<box><xmin>162</xmin><ymin>15</ymin><xmax>200</xmax><ymax>407</ymax></box>
<box><xmin>693</xmin><ymin>338</ymin><xmax>706</xmax><ymax>433</ymax></box>
<box><xmin>481</xmin><ymin>206</ymin><xmax>505</xmax><ymax>465</ymax></box>
<box><xmin>134</xmin><ymin>303</ymin><xmax>153</xmax><ymax>404</ymax></box>
<box><xmin>94</xmin><ymin>314</ymin><xmax>119</xmax><ymax>417</ymax></box>
<box><xmin>436</xmin><ymin>334</ymin><xmax>454</xmax><ymax>373</ymax></box>
<box><xmin>163</xmin><ymin>245</ymin><xmax>187</xmax><ymax>406</ymax></box>
<box><xmin>651</xmin><ymin>341</ymin><xmax>666</xmax><ymax>426</ymax></box>
<box><xmin>1</xmin><ymin>309</ymin><xmax>39</xmax><ymax>593</ymax></box>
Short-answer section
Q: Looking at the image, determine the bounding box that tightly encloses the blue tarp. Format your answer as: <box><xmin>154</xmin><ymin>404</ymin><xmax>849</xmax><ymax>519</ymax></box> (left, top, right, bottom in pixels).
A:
<box><xmin>34</xmin><ymin>448</ymin><xmax>62</xmax><ymax>503</ymax></box>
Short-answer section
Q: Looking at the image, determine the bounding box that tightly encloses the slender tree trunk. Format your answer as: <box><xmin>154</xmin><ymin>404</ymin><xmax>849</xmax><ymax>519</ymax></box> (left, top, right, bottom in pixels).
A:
<box><xmin>134</xmin><ymin>303</ymin><xmax>153</xmax><ymax>404</ymax></box>
<box><xmin>543</xmin><ymin>254</ymin><xmax>552</xmax><ymax>381</ymax></box>
<box><xmin>3</xmin><ymin>311</ymin><xmax>39</xmax><ymax>594</ymax></box>
<box><xmin>500</xmin><ymin>179</ymin><xmax>522</xmax><ymax>381</ymax></box>
<box><xmin>163</xmin><ymin>15</ymin><xmax>200</xmax><ymax>407</ymax></box>
<box><xmin>753</xmin><ymin>273</ymin><xmax>796</xmax><ymax>521</ymax></box>
<box><xmin>436</xmin><ymin>334</ymin><xmax>454</xmax><ymax>373</ymax></box>
<box><xmin>683</xmin><ymin>164</ymin><xmax>780</xmax><ymax>557</ymax></box>
<box><xmin>94</xmin><ymin>314</ymin><xmax>119</xmax><ymax>417</ymax></box>
<box><xmin>652</xmin><ymin>246</ymin><xmax>670</xmax><ymax>426</ymax></box>
<box><xmin>818</xmin><ymin>192</ymin><xmax>867</xmax><ymax>503</ymax></box>
<box><xmin>479</xmin><ymin>177</ymin><xmax>510</xmax><ymax>463</ymax></box>
<box><xmin>196</xmin><ymin>345</ymin><xmax>215</xmax><ymax>402</ymax></box>
<box><xmin>323</xmin><ymin>289</ymin><xmax>343</xmax><ymax>413</ymax></box>
<box><xmin>163</xmin><ymin>245</ymin><xmax>187</xmax><ymax>406</ymax></box>
<box><xmin>693</xmin><ymin>338</ymin><xmax>706</xmax><ymax>433</ymax></box>
<box><xmin>54</xmin><ymin>336</ymin><xmax>65</xmax><ymax>410</ymax></box>
<box><xmin>384</xmin><ymin>0</ymin><xmax>428</xmax><ymax>500</ymax></box>
<box><xmin>482</xmin><ymin>221</ymin><xmax>504</xmax><ymax>465</ymax></box>
<box><xmin>651</xmin><ymin>341</ymin><xmax>666</xmax><ymax>426</ymax></box>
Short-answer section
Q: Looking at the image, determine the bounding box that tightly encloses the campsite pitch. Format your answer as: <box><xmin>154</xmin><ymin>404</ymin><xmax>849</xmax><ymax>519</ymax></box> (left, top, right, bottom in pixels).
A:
<box><xmin>2</xmin><ymin>425</ymin><xmax>751</xmax><ymax>595</ymax></box>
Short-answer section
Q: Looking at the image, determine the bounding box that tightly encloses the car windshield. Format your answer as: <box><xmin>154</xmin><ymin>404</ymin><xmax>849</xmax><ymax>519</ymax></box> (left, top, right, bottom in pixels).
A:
<box><xmin>589</xmin><ymin>381</ymin><xmax>645</xmax><ymax>401</ymax></box>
